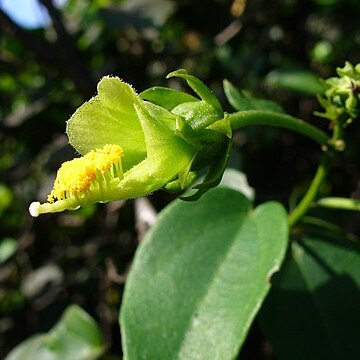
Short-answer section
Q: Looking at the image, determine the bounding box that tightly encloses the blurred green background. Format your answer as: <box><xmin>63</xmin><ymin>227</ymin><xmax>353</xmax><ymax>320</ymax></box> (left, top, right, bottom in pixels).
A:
<box><xmin>0</xmin><ymin>0</ymin><xmax>359</xmax><ymax>358</ymax></box>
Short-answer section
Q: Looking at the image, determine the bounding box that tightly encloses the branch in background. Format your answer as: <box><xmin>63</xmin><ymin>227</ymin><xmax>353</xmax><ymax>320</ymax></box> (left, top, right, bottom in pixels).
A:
<box><xmin>214</xmin><ymin>19</ymin><xmax>242</xmax><ymax>46</ymax></box>
<box><xmin>38</xmin><ymin>0</ymin><xmax>95</xmax><ymax>97</ymax></box>
<box><xmin>0</xmin><ymin>8</ymin><xmax>57</xmax><ymax>65</ymax></box>
<box><xmin>0</xmin><ymin>5</ymin><xmax>94</xmax><ymax>98</ymax></box>
<box><xmin>134</xmin><ymin>197</ymin><xmax>157</xmax><ymax>242</ymax></box>
<box><xmin>38</xmin><ymin>0</ymin><xmax>71</xmax><ymax>42</ymax></box>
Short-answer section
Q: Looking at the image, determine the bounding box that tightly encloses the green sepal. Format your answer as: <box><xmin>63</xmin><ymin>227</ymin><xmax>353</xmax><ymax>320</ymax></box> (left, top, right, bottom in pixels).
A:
<box><xmin>140</xmin><ymin>87</ymin><xmax>199</xmax><ymax>110</ymax></box>
<box><xmin>164</xmin><ymin>171</ymin><xmax>198</xmax><ymax>193</ymax></box>
<box><xmin>191</xmin><ymin>131</ymin><xmax>229</xmax><ymax>170</ymax></box>
<box><xmin>207</xmin><ymin>112</ymin><xmax>232</xmax><ymax>138</ymax></box>
<box><xmin>223</xmin><ymin>79</ymin><xmax>284</xmax><ymax>113</ymax></box>
<box><xmin>178</xmin><ymin>153</ymin><xmax>196</xmax><ymax>188</ymax></box>
<box><xmin>134</xmin><ymin>102</ymin><xmax>192</xmax><ymax>160</ymax></box>
<box><xmin>172</xmin><ymin>101</ymin><xmax>221</xmax><ymax>130</ymax></box>
<box><xmin>181</xmin><ymin>139</ymin><xmax>232</xmax><ymax>201</ymax></box>
<box><xmin>167</xmin><ymin>69</ymin><xmax>223</xmax><ymax>118</ymax></box>
<box><xmin>174</xmin><ymin>118</ymin><xmax>229</xmax><ymax>169</ymax></box>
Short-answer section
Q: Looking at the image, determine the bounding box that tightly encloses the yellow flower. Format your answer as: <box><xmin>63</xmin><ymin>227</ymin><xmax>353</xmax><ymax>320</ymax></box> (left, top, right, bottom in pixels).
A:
<box><xmin>29</xmin><ymin>70</ymin><xmax>232</xmax><ymax>216</ymax></box>
<box><xmin>30</xmin><ymin>145</ymin><xmax>124</xmax><ymax>217</ymax></box>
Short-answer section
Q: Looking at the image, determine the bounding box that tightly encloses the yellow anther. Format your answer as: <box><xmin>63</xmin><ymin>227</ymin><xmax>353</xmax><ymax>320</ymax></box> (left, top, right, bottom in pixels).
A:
<box><xmin>48</xmin><ymin>144</ymin><xmax>123</xmax><ymax>203</ymax></box>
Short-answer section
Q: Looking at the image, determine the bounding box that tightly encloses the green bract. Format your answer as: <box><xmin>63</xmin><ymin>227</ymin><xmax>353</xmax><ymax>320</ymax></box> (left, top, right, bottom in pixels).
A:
<box><xmin>29</xmin><ymin>70</ymin><xmax>231</xmax><ymax>216</ymax></box>
<box><xmin>316</xmin><ymin>62</ymin><xmax>360</xmax><ymax>124</ymax></box>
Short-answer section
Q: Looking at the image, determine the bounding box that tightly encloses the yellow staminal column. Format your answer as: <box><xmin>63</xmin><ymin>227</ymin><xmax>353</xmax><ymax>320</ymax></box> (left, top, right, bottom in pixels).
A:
<box><xmin>29</xmin><ymin>144</ymin><xmax>124</xmax><ymax>217</ymax></box>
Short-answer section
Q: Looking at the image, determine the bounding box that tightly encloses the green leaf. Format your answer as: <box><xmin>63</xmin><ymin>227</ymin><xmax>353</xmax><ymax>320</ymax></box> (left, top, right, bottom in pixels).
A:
<box><xmin>259</xmin><ymin>234</ymin><xmax>360</xmax><ymax>360</ymax></box>
<box><xmin>223</xmin><ymin>80</ymin><xmax>284</xmax><ymax>113</ymax></box>
<box><xmin>5</xmin><ymin>305</ymin><xmax>104</xmax><ymax>360</ymax></box>
<box><xmin>219</xmin><ymin>168</ymin><xmax>255</xmax><ymax>201</ymax></box>
<box><xmin>265</xmin><ymin>69</ymin><xmax>326</xmax><ymax>95</ymax></box>
<box><xmin>0</xmin><ymin>183</ymin><xmax>13</xmax><ymax>216</ymax></box>
<box><xmin>120</xmin><ymin>187</ymin><xmax>288</xmax><ymax>360</ymax></box>
<box><xmin>140</xmin><ymin>87</ymin><xmax>198</xmax><ymax>110</ymax></box>
<box><xmin>167</xmin><ymin>69</ymin><xmax>223</xmax><ymax>117</ymax></box>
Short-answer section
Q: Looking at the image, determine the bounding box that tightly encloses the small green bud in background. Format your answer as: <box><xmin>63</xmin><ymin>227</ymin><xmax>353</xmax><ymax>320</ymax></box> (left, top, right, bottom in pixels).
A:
<box><xmin>316</xmin><ymin>62</ymin><xmax>360</xmax><ymax>125</ymax></box>
<box><xmin>310</xmin><ymin>40</ymin><xmax>334</xmax><ymax>64</ymax></box>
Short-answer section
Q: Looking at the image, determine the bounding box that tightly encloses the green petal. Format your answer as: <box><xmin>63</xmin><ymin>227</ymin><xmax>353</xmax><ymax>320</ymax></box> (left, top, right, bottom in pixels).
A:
<box><xmin>110</xmin><ymin>150</ymin><xmax>192</xmax><ymax>201</ymax></box>
<box><xmin>97</xmin><ymin>76</ymin><xmax>138</xmax><ymax>115</ymax></box>
<box><xmin>67</xmin><ymin>77</ymin><xmax>146</xmax><ymax>171</ymax></box>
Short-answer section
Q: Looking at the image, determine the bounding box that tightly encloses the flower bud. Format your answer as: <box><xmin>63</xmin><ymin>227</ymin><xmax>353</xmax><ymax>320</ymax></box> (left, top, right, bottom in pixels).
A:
<box><xmin>316</xmin><ymin>62</ymin><xmax>360</xmax><ymax>125</ymax></box>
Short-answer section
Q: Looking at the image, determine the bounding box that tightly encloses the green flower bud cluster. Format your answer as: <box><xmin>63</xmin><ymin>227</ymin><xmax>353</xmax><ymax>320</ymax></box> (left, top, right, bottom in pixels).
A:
<box><xmin>317</xmin><ymin>62</ymin><xmax>360</xmax><ymax>125</ymax></box>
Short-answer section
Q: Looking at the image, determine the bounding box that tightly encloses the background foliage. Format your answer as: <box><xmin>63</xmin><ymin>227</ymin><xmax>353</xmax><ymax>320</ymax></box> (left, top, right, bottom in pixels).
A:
<box><xmin>0</xmin><ymin>0</ymin><xmax>359</xmax><ymax>358</ymax></box>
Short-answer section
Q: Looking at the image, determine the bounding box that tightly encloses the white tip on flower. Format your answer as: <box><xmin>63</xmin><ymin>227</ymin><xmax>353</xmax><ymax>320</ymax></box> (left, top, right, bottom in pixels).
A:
<box><xmin>29</xmin><ymin>202</ymin><xmax>41</xmax><ymax>217</ymax></box>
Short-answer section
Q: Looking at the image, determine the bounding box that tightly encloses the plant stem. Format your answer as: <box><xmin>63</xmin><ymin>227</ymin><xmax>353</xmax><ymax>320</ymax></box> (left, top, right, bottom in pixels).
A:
<box><xmin>288</xmin><ymin>155</ymin><xmax>330</xmax><ymax>227</ymax></box>
<box><xmin>288</xmin><ymin>122</ymin><xmax>343</xmax><ymax>227</ymax></box>
<box><xmin>317</xmin><ymin>197</ymin><xmax>360</xmax><ymax>211</ymax></box>
<box><xmin>228</xmin><ymin>110</ymin><xmax>329</xmax><ymax>147</ymax></box>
